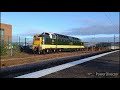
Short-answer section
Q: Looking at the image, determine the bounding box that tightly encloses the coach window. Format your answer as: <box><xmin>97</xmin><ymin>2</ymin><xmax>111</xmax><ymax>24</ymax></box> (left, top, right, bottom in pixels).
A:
<box><xmin>81</xmin><ymin>42</ymin><xmax>83</xmax><ymax>45</ymax></box>
<box><xmin>35</xmin><ymin>37</ymin><xmax>40</xmax><ymax>40</ymax></box>
<box><xmin>52</xmin><ymin>34</ymin><xmax>56</xmax><ymax>39</ymax></box>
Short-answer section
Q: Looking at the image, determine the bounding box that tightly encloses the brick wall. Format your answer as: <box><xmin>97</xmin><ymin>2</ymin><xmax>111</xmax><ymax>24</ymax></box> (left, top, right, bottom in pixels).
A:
<box><xmin>0</xmin><ymin>23</ymin><xmax>12</xmax><ymax>43</ymax></box>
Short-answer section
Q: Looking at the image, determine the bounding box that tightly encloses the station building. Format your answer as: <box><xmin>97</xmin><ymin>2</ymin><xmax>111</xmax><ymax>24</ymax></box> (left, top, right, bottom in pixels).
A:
<box><xmin>0</xmin><ymin>23</ymin><xmax>12</xmax><ymax>44</ymax></box>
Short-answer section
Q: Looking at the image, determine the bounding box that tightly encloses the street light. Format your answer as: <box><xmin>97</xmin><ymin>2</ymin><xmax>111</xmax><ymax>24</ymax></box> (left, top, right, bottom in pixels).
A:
<box><xmin>91</xmin><ymin>34</ymin><xmax>95</xmax><ymax>52</ymax></box>
<box><xmin>114</xmin><ymin>34</ymin><xmax>115</xmax><ymax>49</ymax></box>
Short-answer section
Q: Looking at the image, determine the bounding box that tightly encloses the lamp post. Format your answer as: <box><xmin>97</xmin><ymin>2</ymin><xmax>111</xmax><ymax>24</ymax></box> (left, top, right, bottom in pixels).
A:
<box><xmin>25</xmin><ymin>37</ymin><xmax>27</xmax><ymax>46</ymax></box>
<box><xmin>114</xmin><ymin>34</ymin><xmax>115</xmax><ymax>50</ymax></box>
<box><xmin>92</xmin><ymin>37</ymin><xmax>94</xmax><ymax>52</ymax></box>
<box><xmin>92</xmin><ymin>34</ymin><xmax>95</xmax><ymax>52</ymax></box>
<box><xmin>19</xmin><ymin>36</ymin><xmax>20</xmax><ymax>46</ymax></box>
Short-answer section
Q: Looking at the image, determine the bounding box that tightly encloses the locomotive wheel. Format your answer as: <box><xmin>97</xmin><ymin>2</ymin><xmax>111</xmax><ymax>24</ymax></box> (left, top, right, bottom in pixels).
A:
<box><xmin>38</xmin><ymin>51</ymin><xmax>41</xmax><ymax>55</ymax></box>
<box><xmin>46</xmin><ymin>49</ymin><xmax>49</xmax><ymax>54</ymax></box>
<box><xmin>53</xmin><ymin>49</ymin><xmax>56</xmax><ymax>53</ymax></box>
<box><xmin>42</xmin><ymin>50</ymin><xmax>46</xmax><ymax>55</ymax></box>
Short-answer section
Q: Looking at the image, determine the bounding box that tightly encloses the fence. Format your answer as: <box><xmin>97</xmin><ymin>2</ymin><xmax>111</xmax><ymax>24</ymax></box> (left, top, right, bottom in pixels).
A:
<box><xmin>0</xmin><ymin>35</ymin><xmax>33</xmax><ymax>57</ymax></box>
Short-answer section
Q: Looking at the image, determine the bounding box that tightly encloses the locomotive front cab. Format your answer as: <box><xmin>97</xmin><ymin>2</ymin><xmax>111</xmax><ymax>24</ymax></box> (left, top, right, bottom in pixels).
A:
<box><xmin>32</xmin><ymin>35</ymin><xmax>42</xmax><ymax>51</ymax></box>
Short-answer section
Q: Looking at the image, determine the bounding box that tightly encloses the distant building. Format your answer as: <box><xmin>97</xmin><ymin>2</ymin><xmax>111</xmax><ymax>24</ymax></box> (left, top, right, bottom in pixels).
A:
<box><xmin>84</xmin><ymin>42</ymin><xmax>99</xmax><ymax>47</ymax></box>
<box><xmin>96</xmin><ymin>42</ymin><xmax>111</xmax><ymax>47</ymax></box>
<box><xmin>96</xmin><ymin>42</ymin><xmax>120</xmax><ymax>50</ymax></box>
<box><xmin>108</xmin><ymin>42</ymin><xmax>120</xmax><ymax>49</ymax></box>
<box><xmin>0</xmin><ymin>23</ymin><xmax>12</xmax><ymax>44</ymax></box>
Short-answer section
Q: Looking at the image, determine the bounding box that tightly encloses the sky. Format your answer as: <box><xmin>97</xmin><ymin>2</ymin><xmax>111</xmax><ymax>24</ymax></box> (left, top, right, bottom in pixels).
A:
<box><xmin>1</xmin><ymin>12</ymin><xmax>119</xmax><ymax>42</ymax></box>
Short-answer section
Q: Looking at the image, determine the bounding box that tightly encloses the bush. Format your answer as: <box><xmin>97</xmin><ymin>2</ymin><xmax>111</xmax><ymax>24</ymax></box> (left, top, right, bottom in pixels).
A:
<box><xmin>0</xmin><ymin>45</ymin><xmax>7</xmax><ymax>56</ymax></box>
<box><xmin>12</xmin><ymin>44</ymin><xmax>21</xmax><ymax>52</ymax></box>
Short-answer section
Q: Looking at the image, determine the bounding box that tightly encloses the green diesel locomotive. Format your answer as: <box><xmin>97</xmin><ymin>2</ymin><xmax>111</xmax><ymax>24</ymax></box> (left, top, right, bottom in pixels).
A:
<box><xmin>32</xmin><ymin>32</ymin><xmax>84</xmax><ymax>54</ymax></box>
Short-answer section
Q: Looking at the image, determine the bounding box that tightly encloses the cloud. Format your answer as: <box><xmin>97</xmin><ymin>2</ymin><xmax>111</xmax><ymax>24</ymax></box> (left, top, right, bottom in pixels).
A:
<box><xmin>73</xmin><ymin>18</ymin><xmax>111</xmax><ymax>26</ymax></box>
<box><xmin>61</xmin><ymin>25</ymin><xmax>119</xmax><ymax>35</ymax></box>
<box><xmin>83</xmin><ymin>36</ymin><xmax>119</xmax><ymax>42</ymax></box>
<box><xmin>79</xmin><ymin>18</ymin><xmax>97</xmax><ymax>24</ymax></box>
<box><xmin>17</xmin><ymin>29</ymin><xmax>45</xmax><ymax>36</ymax></box>
<box><xmin>12</xmin><ymin>29</ymin><xmax>44</xmax><ymax>42</ymax></box>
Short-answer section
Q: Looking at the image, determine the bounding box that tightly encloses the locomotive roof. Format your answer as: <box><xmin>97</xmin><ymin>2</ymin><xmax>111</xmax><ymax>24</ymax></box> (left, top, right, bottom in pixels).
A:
<box><xmin>34</xmin><ymin>32</ymin><xmax>81</xmax><ymax>41</ymax></box>
<box><xmin>54</xmin><ymin>33</ymin><xmax>80</xmax><ymax>40</ymax></box>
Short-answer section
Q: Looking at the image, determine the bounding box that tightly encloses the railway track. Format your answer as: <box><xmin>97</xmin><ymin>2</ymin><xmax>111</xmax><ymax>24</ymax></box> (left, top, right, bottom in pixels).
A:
<box><xmin>1</xmin><ymin>50</ymin><xmax>97</xmax><ymax>68</ymax></box>
<box><xmin>0</xmin><ymin>49</ymin><xmax>119</xmax><ymax>78</ymax></box>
